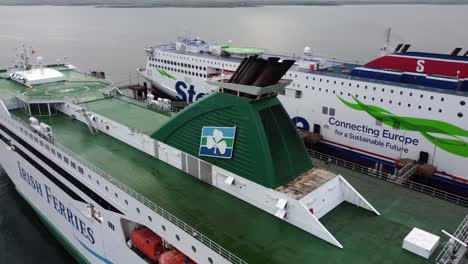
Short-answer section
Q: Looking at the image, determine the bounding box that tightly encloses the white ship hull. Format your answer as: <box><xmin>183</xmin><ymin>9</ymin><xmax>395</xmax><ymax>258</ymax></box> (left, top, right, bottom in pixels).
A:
<box><xmin>140</xmin><ymin>50</ymin><xmax>468</xmax><ymax>193</ymax></box>
<box><xmin>0</xmin><ymin>113</ymin><xmax>236</xmax><ymax>264</ymax></box>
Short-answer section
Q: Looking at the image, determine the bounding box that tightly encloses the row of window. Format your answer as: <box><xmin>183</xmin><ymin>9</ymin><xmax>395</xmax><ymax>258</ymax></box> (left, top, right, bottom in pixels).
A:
<box><xmin>287</xmin><ymin>73</ymin><xmax>468</xmax><ymax>106</ymax></box>
<box><xmin>155</xmin><ymin>51</ymin><xmax>236</xmax><ymax>69</ymax></box>
<box><xmin>287</xmin><ymin>85</ymin><xmax>464</xmax><ymax>117</ymax></box>
<box><xmin>150</xmin><ymin>64</ymin><xmax>207</xmax><ymax>78</ymax></box>
<box><xmin>150</xmin><ymin>57</ymin><xmax>207</xmax><ymax>71</ymax></box>
<box><xmin>17</xmin><ymin>121</ymin><xmax>217</xmax><ymax>264</ymax></box>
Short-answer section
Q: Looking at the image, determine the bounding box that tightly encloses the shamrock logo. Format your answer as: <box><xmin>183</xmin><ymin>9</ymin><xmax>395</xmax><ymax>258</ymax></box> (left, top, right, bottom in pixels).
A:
<box><xmin>206</xmin><ymin>129</ymin><xmax>227</xmax><ymax>155</ymax></box>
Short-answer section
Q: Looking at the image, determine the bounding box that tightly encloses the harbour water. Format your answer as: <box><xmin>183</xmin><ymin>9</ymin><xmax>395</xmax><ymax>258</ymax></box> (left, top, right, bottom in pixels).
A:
<box><xmin>0</xmin><ymin>4</ymin><xmax>468</xmax><ymax>263</ymax></box>
<box><xmin>0</xmin><ymin>167</ymin><xmax>76</xmax><ymax>263</ymax></box>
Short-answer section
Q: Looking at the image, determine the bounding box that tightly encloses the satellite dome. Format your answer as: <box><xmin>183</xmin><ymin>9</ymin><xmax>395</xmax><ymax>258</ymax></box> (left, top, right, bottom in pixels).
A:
<box><xmin>304</xmin><ymin>47</ymin><xmax>311</xmax><ymax>55</ymax></box>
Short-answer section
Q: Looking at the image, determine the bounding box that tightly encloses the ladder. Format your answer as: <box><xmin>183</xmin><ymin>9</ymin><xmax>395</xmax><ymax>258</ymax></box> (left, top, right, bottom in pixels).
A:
<box><xmin>77</xmin><ymin>106</ymin><xmax>99</xmax><ymax>135</ymax></box>
<box><xmin>393</xmin><ymin>160</ymin><xmax>418</xmax><ymax>184</ymax></box>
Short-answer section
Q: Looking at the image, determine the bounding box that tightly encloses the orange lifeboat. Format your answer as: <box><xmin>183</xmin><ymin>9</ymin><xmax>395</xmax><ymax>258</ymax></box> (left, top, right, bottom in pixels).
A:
<box><xmin>159</xmin><ymin>249</ymin><xmax>196</xmax><ymax>264</ymax></box>
<box><xmin>130</xmin><ymin>226</ymin><xmax>164</xmax><ymax>262</ymax></box>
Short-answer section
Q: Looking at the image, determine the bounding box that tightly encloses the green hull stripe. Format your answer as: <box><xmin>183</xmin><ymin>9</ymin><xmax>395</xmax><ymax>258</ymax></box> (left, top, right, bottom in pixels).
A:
<box><xmin>16</xmin><ymin>189</ymin><xmax>91</xmax><ymax>264</ymax></box>
<box><xmin>338</xmin><ymin>96</ymin><xmax>468</xmax><ymax>157</ymax></box>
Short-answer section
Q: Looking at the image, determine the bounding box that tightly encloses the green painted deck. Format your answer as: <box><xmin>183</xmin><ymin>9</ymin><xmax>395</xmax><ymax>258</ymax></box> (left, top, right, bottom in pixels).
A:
<box><xmin>0</xmin><ymin>78</ymin><xmax>25</xmax><ymax>100</ymax></box>
<box><xmin>0</xmin><ymin>68</ymin><xmax>108</xmax><ymax>102</ymax></box>
<box><xmin>10</xmin><ymin>109</ymin><xmax>467</xmax><ymax>264</ymax></box>
<box><xmin>84</xmin><ymin>97</ymin><xmax>170</xmax><ymax>134</ymax></box>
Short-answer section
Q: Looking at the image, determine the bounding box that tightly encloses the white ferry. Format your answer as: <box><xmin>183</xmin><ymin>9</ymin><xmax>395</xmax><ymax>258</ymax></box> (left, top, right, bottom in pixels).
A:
<box><xmin>138</xmin><ymin>36</ymin><xmax>468</xmax><ymax>195</ymax></box>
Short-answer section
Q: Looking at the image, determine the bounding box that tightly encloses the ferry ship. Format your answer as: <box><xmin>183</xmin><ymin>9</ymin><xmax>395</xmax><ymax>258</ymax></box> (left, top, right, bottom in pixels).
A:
<box><xmin>138</xmin><ymin>36</ymin><xmax>468</xmax><ymax>195</ymax></box>
<box><xmin>0</xmin><ymin>46</ymin><xmax>467</xmax><ymax>264</ymax></box>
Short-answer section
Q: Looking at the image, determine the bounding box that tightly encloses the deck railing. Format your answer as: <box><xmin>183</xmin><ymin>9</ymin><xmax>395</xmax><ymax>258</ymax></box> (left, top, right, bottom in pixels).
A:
<box><xmin>307</xmin><ymin>149</ymin><xmax>468</xmax><ymax>207</ymax></box>
<box><xmin>6</xmin><ymin>113</ymin><xmax>247</xmax><ymax>264</ymax></box>
<box><xmin>436</xmin><ymin>214</ymin><xmax>468</xmax><ymax>264</ymax></box>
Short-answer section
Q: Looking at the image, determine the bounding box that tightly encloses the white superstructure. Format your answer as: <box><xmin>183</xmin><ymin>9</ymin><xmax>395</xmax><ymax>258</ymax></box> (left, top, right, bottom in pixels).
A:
<box><xmin>139</xmin><ymin>37</ymin><xmax>468</xmax><ymax>195</ymax></box>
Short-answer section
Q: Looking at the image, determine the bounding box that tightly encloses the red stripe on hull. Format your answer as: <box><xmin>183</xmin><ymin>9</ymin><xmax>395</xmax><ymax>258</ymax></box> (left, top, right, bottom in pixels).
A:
<box><xmin>321</xmin><ymin>138</ymin><xmax>468</xmax><ymax>183</ymax></box>
<box><xmin>365</xmin><ymin>55</ymin><xmax>468</xmax><ymax>78</ymax></box>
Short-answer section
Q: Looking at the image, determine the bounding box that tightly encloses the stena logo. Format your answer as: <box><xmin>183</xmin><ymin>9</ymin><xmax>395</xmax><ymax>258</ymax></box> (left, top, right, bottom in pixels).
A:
<box><xmin>175</xmin><ymin>81</ymin><xmax>205</xmax><ymax>103</ymax></box>
<box><xmin>292</xmin><ymin>116</ymin><xmax>310</xmax><ymax>131</ymax></box>
<box><xmin>416</xmin><ymin>60</ymin><xmax>425</xmax><ymax>72</ymax></box>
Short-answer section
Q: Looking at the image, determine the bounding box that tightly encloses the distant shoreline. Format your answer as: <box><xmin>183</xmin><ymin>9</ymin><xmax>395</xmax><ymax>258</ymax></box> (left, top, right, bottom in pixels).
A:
<box><xmin>1</xmin><ymin>1</ymin><xmax>467</xmax><ymax>8</ymax></box>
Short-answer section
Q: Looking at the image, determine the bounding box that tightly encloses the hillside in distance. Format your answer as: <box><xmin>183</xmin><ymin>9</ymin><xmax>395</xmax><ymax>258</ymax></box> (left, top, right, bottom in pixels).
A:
<box><xmin>2</xmin><ymin>0</ymin><xmax>468</xmax><ymax>7</ymax></box>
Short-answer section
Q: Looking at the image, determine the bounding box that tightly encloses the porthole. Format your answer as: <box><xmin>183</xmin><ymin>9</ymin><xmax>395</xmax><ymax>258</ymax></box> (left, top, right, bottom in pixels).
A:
<box><xmin>430</xmin><ymin>96</ymin><xmax>434</xmax><ymax>100</ymax></box>
<box><xmin>408</xmin><ymin>104</ymin><xmax>411</xmax><ymax>107</ymax></box>
<box><xmin>162</xmin><ymin>225</ymin><xmax>166</xmax><ymax>231</ymax></box>
<box><xmin>192</xmin><ymin>246</ymin><xmax>197</xmax><ymax>253</ymax></box>
<box><xmin>410</xmin><ymin>93</ymin><xmax>413</xmax><ymax>96</ymax></box>
<box><xmin>420</xmin><ymin>94</ymin><xmax>423</xmax><ymax>98</ymax></box>
<box><xmin>105</xmin><ymin>186</ymin><xmax>109</xmax><ymax>192</ymax></box>
<box><xmin>461</xmin><ymin>101</ymin><xmax>466</xmax><ymax>106</ymax></box>
<box><xmin>114</xmin><ymin>193</ymin><xmax>118</xmax><ymax>198</ymax></box>
<box><xmin>380</xmin><ymin>99</ymin><xmax>383</xmax><ymax>102</ymax></box>
<box><xmin>176</xmin><ymin>234</ymin><xmax>180</xmax><ymax>241</ymax></box>
<box><xmin>428</xmin><ymin>107</ymin><xmax>432</xmax><ymax>111</ymax></box>
<box><xmin>148</xmin><ymin>216</ymin><xmax>152</xmax><ymax>222</ymax></box>
<box><xmin>418</xmin><ymin>106</ymin><xmax>421</xmax><ymax>109</ymax></box>
<box><xmin>208</xmin><ymin>257</ymin><xmax>214</xmax><ymax>264</ymax></box>
<box><xmin>439</xmin><ymin>109</ymin><xmax>442</xmax><ymax>113</ymax></box>
<box><xmin>125</xmin><ymin>200</ymin><xmax>128</xmax><ymax>205</ymax></box>
<box><xmin>458</xmin><ymin>112</ymin><xmax>463</xmax><ymax>118</ymax></box>
<box><xmin>88</xmin><ymin>175</ymin><xmax>92</xmax><ymax>179</ymax></box>
<box><xmin>441</xmin><ymin>98</ymin><xmax>445</xmax><ymax>101</ymax></box>
<box><xmin>96</xmin><ymin>180</ymin><xmax>100</xmax><ymax>185</ymax></box>
<box><xmin>372</xmin><ymin>97</ymin><xmax>375</xmax><ymax>101</ymax></box>
<box><xmin>136</xmin><ymin>208</ymin><xmax>140</xmax><ymax>213</ymax></box>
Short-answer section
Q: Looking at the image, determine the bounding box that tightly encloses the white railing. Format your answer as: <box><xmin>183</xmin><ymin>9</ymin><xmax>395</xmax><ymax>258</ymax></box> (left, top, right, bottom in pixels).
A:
<box><xmin>436</xmin><ymin>214</ymin><xmax>468</xmax><ymax>264</ymax></box>
<box><xmin>307</xmin><ymin>149</ymin><xmax>468</xmax><ymax>207</ymax></box>
<box><xmin>6</xmin><ymin>114</ymin><xmax>247</xmax><ymax>264</ymax></box>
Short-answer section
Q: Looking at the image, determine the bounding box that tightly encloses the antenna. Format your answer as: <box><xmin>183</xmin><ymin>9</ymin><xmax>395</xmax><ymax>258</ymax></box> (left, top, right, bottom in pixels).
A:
<box><xmin>380</xmin><ymin>27</ymin><xmax>392</xmax><ymax>56</ymax></box>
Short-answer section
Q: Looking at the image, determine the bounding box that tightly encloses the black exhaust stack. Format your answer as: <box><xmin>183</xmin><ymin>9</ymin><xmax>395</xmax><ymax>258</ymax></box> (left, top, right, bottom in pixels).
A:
<box><xmin>451</xmin><ymin>47</ymin><xmax>462</xmax><ymax>56</ymax></box>
<box><xmin>227</xmin><ymin>56</ymin><xmax>295</xmax><ymax>88</ymax></box>
<box><xmin>228</xmin><ymin>57</ymin><xmax>248</xmax><ymax>83</ymax></box>
<box><xmin>238</xmin><ymin>58</ymin><xmax>268</xmax><ymax>85</ymax></box>
<box><xmin>400</xmin><ymin>44</ymin><xmax>411</xmax><ymax>53</ymax></box>
<box><xmin>394</xmin><ymin>43</ymin><xmax>404</xmax><ymax>53</ymax></box>
<box><xmin>230</xmin><ymin>56</ymin><xmax>257</xmax><ymax>83</ymax></box>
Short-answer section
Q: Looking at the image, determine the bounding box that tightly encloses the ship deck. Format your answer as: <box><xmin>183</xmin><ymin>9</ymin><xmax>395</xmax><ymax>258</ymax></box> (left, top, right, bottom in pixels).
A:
<box><xmin>9</xmin><ymin>106</ymin><xmax>468</xmax><ymax>264</ymax></box>
<box><xmin>0</xmin><ymin>67</ymin><xmax>109</xmax><ymax>102</ymax></box>
<box><xmin>84</xmin><ymin>97</ymin><xmax>171</xmax><ymax>134</ymax></box>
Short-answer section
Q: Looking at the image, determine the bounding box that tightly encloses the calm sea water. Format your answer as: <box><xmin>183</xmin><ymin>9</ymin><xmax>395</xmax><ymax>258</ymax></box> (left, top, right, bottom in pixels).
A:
<box><xmin>0</xmin><ymin>4</ymin><xmax>468</xmax><ymax>263</ymax></box>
